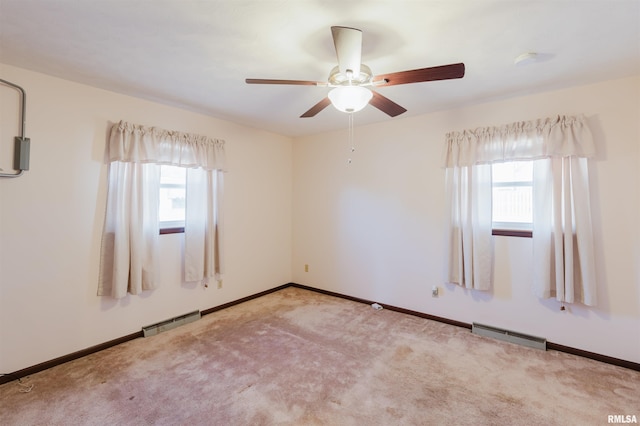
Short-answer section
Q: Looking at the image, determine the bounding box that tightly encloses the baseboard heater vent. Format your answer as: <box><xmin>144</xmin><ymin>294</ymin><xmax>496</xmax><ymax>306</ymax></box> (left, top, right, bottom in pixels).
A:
<box><xmin>472</xmin><ymin>322</ymin><xmax>546</xmax><ymax>351</ymax></box>
<box><xmin>142</xmin><ymin>310</ymin><xmax>201</xmax><ymax>337</ymax></box>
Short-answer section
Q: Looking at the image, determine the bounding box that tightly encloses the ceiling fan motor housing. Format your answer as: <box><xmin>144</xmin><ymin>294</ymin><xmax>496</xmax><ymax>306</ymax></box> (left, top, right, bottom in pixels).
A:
<box><xmin>329</xmin><ymin>64</ymin><xmax>372</xmax><ymax>86</ymax></box>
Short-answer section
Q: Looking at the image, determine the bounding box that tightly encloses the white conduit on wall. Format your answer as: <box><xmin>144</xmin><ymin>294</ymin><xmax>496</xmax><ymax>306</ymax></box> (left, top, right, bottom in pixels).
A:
<box><xmin>0</xmin><ymin>78</ymin><xmax>30</xmax><ymax>179</ymax></box>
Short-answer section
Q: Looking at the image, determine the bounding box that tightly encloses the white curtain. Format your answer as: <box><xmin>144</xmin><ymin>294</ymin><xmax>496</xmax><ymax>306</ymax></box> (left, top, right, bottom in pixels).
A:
<box><xmin>444</xmin><ymin>164</ymin><xmax>493</xmax><ymax>290</ymax></box>
<box><xmin>98</xmin><ymin>121</ymin><xmax>227</xmax><ymax>298</ymax></box>
<box><xmin>98</xmin><ymin>161</ymin><xmax>160</xmax><ymax>298</ymax></box>
<box><xmin>532</xmin><ymin>157</ymin><xmax>597</xmax><ymax>305</ymax></box>
<box><xmin>184</xmin><ymin>168</ymin><xmax>225</xmax><ymax>282</ymax></box>
<box><xmin>443</xmin><ymin>115</ymin><xmax>597</xmax><ymax>304</ymax></box>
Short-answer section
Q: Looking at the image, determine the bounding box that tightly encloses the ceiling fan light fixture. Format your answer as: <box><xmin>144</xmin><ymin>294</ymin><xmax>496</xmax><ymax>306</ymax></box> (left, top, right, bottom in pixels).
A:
<box><xmin>328</xmin><ymin>85</ymin><xmax>373</xmax><ymax>113</ymax></box>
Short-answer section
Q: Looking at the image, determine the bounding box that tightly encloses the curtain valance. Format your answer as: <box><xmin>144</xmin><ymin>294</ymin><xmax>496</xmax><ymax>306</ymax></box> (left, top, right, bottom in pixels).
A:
<box><xmin>108</xmin><ymin>120</ymin><xmax>227</xmax><ymax>171</ymax></box>
<box><xmin>443</xmin><ymin>115</ymin><xmax>595</xmax><ymax>167</ymax></box>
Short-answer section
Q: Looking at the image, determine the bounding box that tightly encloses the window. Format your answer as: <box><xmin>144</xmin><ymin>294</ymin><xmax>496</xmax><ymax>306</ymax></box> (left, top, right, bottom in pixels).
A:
<box><xmin>492</xmin><ymin>161</ymin><xmax>533</xmax><ymax>236</ymax></box>
<box><xmin>159</xmin><ymin>165</ymin><xmax>186</xmax><ymax>233</ymax></box>
<box><xmin>99</xmin><ymin>121</ymin><xmax>226</xmax><ymax>297</ymax></box>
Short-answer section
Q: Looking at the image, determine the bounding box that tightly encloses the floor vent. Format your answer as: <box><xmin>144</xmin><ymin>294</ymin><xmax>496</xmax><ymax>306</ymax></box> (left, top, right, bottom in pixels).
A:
<box><xmin>472</xmin><ymin>322</ymin><xmax>547</xmax><ymax>351</ymax></box>
<box><xmin>142</xmin><ymin>310</ymin><xmax>201</xmax><ymax>337</ymax></box>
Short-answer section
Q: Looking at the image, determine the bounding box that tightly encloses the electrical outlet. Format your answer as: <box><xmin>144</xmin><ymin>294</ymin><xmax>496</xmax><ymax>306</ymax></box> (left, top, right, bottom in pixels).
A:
<box><xmin>432</xmin><ymin>286</ymin><xmax>439</xmax><ymax>297</ymax></box>
<box><xmin>304</xmin><ymin>264</ymin><xmax>309</xmax><ymax>272</ymax></box>
<box><xmin>218</xmin><ymin>280</ymin><xmax>223</xmax><ymax>289</ymax></box>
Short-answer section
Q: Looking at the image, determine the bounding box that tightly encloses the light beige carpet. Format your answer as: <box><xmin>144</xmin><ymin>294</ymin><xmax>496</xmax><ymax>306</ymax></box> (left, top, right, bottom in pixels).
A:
<box><xmin>1</xmin><ymin>287</ymin><xmax>638</xmax><ymax>425</ymax></box>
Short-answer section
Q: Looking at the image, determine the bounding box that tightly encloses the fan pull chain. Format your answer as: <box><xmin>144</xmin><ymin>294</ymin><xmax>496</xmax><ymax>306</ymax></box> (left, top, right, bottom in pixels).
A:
<box><xmin>347</xmin><ymin>113</ymin><xmax>355</xmax><ymax>164</ymax></box>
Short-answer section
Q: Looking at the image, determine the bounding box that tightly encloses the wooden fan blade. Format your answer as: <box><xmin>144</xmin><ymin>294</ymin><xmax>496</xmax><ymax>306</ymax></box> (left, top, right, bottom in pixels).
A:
<box><xmin>245</xmin><ymin>78</ymin><xmax>325</xmax><ymax>86</ymax></box>
<box><xmin>300</xmin><ymin>97</ymin><xmax>332</xmax><ymax>118</ymax></box>
<box><xmin>331</xmin><ymin>26</ymin><xmax>362</xmax><ymax>76</ymax></box>
<box><xmin>369</xmin><ymin>90</ymin><xmax>407</xmax><ymax>117</ymax></box>
<box><xmin>373</xmin><ymin>63</ymin><xmax>465</xmax><ymax>87</ymax></box>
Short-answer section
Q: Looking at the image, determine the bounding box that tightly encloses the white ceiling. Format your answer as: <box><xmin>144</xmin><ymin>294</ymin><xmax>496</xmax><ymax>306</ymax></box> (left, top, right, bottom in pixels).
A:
<box><xmin>1</xmin><ymin>0</ymin><xmax>639</xmax><ymax>137</ymax></box>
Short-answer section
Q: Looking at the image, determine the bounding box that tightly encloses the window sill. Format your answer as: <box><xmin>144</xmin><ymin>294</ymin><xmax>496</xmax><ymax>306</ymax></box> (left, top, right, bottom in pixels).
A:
<box><xmin>492</xmin><ymin>229</ymin><xmax>532</xmax><ymax>238</ymax></box>
<box><xmin>164</xmin><ymin>228</ymin><xmax>531</xmax><ymax>238</ymax></box>
<box><xmin>160</xmin><ymin>227</ymin><xmax>185</xmax><ymax>235</ymax></box>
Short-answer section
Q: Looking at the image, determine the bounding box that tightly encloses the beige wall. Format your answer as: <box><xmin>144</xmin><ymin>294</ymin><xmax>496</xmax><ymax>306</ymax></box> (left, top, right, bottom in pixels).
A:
<box><xmin>292</xmin><ymin>75</ymin><xmax>640</xmax><ymax>363</ymax></box>
<box><xmin>0</xmin><ymin>65</ymin><xmax>293</xmax><ymax>372</ymax></box>
<box><xmin>1</xmin><ymin>63</ymin><xmax>638</xmax><ymax>372</ymax></box>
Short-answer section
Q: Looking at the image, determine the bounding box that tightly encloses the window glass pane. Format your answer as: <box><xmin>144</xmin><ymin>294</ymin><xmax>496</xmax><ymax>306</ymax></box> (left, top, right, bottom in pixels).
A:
<box><xmin>492</xmin><ymin>186</ymin><xmax>532</xmax><ymax>224</ymax></box>
<box><xmin>159</xmin><ymin>165</ymin><xmax>186</xmax><ymax>225</ymax></box>
<box><xmin>492</xmin><ymin>161</ymin><xmax>533</xmax><ymax>229</ymax></box>
<box><xmin>492</xmin><ymin>161</ymin><xmax>532</xmax><ymax>183</ymax></box>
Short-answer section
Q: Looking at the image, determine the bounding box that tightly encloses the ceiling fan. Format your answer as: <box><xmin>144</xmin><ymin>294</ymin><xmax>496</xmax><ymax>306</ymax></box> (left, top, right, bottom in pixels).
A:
<box><xmin>246</xmin><ymin>26</ymin><xmax>465</xmax><ymax>118</ymax></box>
